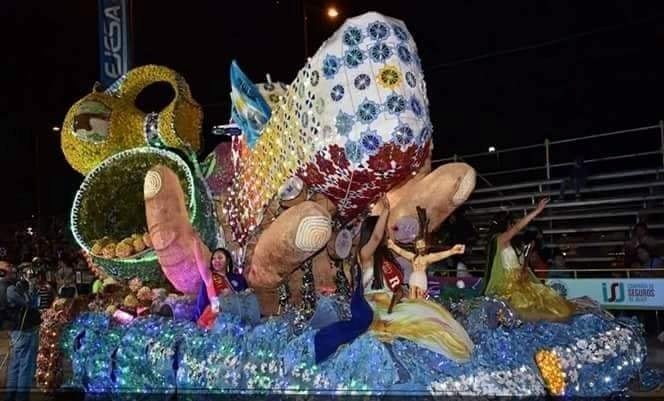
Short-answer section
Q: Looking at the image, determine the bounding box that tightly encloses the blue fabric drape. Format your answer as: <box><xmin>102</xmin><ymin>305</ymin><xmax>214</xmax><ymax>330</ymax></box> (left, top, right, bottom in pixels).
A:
<box><xmin>314</xmin><ymin>265</ymin><xmax>373</xmax><ymax>364</ymax></box>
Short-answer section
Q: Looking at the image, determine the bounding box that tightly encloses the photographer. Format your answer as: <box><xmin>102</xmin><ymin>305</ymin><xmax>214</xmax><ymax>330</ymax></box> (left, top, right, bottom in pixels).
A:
<box><xmin>3</xmin><ymin>267</ymin><xmax>42</xmax><ymax>401</ymax></box>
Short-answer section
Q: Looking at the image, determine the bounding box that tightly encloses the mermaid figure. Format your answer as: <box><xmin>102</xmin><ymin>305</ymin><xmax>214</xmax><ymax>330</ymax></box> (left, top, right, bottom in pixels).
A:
<box><xmin>387</xmin><ymin>206</ymin><xmax>465</xmax><ymax>299</ymax></box>
<box><xmin>314</xmin><ymin>262</ymin><xmax>374</xmax><ymax>363</ymax></box>
<box><xmin>482</xmin><ymin>198</ymin><xmax>575</xmax><ymax>322</ymax></box>
<box><xmin>360</xmin><ymin>199</ymin><xmax>473</xmax><ymax>362</ymax></box>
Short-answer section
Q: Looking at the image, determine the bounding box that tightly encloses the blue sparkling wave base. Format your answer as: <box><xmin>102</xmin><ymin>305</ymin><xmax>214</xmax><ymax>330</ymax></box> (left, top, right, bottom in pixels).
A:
<box><xmin>60</xmin><ymin>297</ymin><xmax>649</xmax><ymax>397</ymax></box>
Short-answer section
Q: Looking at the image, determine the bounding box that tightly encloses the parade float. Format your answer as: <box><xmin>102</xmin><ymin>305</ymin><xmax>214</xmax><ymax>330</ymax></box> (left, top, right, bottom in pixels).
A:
<box><xmin>48</xmin><ymin>11</ymin><xmax>659</xmax><ymax>397</ymax></box>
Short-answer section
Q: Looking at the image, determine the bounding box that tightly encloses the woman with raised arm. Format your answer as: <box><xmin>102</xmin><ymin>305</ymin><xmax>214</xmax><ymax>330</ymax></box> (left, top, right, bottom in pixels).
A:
<box><xmin>194</xmin><ymin>245</ymin><xmax>236</xmax><ymax>329</ymax></box>
<box><xmin>483</xmin><ymin>198</ymin><xmax>575</xmax><ymax>322</ymax></box>
<box><xmin>358</xmin><ymin>196</ymin><xmax>394</xmax><ymax>288</ymax></box>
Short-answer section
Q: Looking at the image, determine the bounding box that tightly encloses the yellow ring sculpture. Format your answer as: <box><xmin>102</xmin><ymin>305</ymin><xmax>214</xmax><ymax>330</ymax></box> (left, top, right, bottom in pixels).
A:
<box><xmin>61</xmin><ymin>65</ymin><xmax>202</xmax><ymax>174</ymax></box>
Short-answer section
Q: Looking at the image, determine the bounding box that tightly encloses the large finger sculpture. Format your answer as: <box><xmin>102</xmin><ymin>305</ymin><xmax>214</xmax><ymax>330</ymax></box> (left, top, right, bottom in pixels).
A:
<box><xmin>247</xmin><ymin>201</ymin><xmax>331</xmax><ymax>314</ymax></box>
<box><xmin>145</xmin><ymin>164</ymin><xmax>208</xmax><ymax>294</ymax></box>
<box><xmin>387</xmin><ymin>162</ymin><xmax>476</xmax><ymax>236</ymax></box>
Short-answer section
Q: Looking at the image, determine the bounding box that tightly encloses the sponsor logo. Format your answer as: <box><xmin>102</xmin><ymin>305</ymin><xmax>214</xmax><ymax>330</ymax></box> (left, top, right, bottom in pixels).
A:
<box><xmin>602</xmin><ymin>281</ymin><xmax>656</xmax><ymax>303</ymax></box>
<box><xmin>602</xmin><ymin>282</ymin><xmax>625</xmax><ymax>303</ymax></box>
<box><xmin>549</xmin><ymin>279</ymin><xmax>661</xmax><ymax>309</ymax></box>
<box><xmin>99</xmin><ymin>0</ymin><xmax>129</xmax><ymax>85</ymax></box>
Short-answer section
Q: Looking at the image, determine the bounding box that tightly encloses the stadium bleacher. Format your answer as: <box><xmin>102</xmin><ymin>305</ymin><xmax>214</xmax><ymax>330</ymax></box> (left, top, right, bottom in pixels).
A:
<box><xmin>432</xmin><ymin>122</ymin><xmax>664</xmax><ymax>273</ymax></box>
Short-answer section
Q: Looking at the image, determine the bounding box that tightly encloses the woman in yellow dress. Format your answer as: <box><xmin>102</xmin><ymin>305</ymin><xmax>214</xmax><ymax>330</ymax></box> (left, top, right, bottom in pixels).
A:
<box><xmin>482</xmin><ymin>198</ymin><xmax>575</xmax><ymax>322</ymax></box>
<box><xmin>359</xmin><ymin>196</ymin><xmax>474</xmax><ymax>362</ymax></box>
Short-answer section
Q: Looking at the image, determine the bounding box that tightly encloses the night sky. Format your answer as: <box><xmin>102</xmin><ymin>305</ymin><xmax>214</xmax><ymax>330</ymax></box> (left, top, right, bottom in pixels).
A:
<box><xmin>3</xmin><ymin>0</ymin><xmax>664</xmax><ymax>224</ymax></box>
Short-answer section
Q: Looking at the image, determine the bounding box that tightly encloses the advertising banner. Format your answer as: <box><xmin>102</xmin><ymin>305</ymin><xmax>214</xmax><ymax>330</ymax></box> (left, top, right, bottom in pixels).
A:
<box><xmin>545</xmin><ymin>278</ymin><xmax>664</xmax><ymax>310</ymax></box>
<box><xmin>98</xmin><ymin>0</ymin><xmax>132</xmax><ymax>87</ymax></box>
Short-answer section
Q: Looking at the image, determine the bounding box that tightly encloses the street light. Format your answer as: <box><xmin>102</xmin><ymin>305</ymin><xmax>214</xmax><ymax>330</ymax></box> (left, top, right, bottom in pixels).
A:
<box><xmin>303</xmin><ymin>2</ymin><xmax>341</xmax><ymax>60</ymax></box>
<box><xmin>488</xmin><ymin>146</ymin><xmax>496</xmax><ymax>153</ymax></box>
<box><xmin>52</xmin><ymin>126</ymin><xmax>60</xmax><ymax>132</ymax></box>
<box><xmin>327</xmin><ymin>7</ymin><xmax>339</xmax><ymax>18</ymax></box>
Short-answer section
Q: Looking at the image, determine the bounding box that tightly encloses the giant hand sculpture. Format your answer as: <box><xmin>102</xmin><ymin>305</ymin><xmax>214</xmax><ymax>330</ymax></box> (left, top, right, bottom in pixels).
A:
<box><xmin>62</xmin><ymin>11</ymin><xmax>476</xmax><ymax>316</ymax></box>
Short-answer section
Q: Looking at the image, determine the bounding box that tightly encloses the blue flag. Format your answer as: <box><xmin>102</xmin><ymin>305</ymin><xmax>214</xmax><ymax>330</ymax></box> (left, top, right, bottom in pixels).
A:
<box><xmin>98</xmin><ymin>0</ymin><xmax>132</xmax><ymax>87</ymax></box>
<box><xmin>229</xmin><ymin>61</ymin><xmax>272</xmax><ymax>149</ymax></box>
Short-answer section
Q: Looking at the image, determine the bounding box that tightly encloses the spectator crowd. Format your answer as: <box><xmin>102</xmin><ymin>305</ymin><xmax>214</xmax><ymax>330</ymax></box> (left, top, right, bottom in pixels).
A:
<box><xmin>1</xmin><ymin>217</ymin><xmax>95</xmax><ymax>398</ymax></box>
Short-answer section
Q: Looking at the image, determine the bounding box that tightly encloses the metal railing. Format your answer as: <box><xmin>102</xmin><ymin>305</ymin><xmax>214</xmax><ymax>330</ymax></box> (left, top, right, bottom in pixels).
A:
<box><xmin>462</xmin><ymin>257</ymin><xmax>618</xmax><ymax>266</ymax></box>
<box><xmin>466</xmin><ymin>194</ymin><xmax>664</xmax><ymax>215</ymax></box>
<box><xmin>542</xmin><ymin>223</ymin><xmax>664</xmax><ymax>234</ymax></box>
<box><xmin>471</xmin><ymin>168</ymin><xmax>664</xmax><ymax>195</ymax></box>
<box><xmin>470</xmin><ymin>239</ymin><xmax>664</xmax><ymax>252</ymax></box>
<box><xmin>434</xmin><ymin>121</ymin><xmax>664</xmax><ymax>185</ymax></box>
<box><xmin>533</xmin><ymin>209</ymin><xmax>664</xmax><ymax>222</ymax></box>
<box><xmin>467</xmin><ymin>180</ymin><xmax>664</xmax><ymax>205</ymax></box>
<box><xmin>435</xmin><ymin>267</ymin><xmax>664</xmax><ymax>279</ymax></box>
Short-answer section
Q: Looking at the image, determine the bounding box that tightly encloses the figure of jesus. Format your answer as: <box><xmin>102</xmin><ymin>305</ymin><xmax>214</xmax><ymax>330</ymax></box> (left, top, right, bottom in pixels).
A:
<box><xmin>387</xmin><ymin>239</ymin><xmax>465</xmax><ymax>299</ymax></box>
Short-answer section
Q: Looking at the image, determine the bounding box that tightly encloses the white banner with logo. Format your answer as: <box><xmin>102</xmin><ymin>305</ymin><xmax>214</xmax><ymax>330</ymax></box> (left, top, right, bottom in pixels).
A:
<box><xmin>545</xmin><ymin>278</ymin><xmax>664</xmax><ymax>310</ymax></box>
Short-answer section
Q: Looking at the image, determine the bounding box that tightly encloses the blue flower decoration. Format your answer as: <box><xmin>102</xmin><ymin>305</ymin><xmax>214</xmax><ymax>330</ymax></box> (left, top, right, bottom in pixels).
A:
<box><xmin>386</xmin><ymin>94</ymin><xmax>406</xmax><ymax>114</ymax></box>
<box><xmin>335</xmin><ymin>111</ymin><xmax>354</xmax><ymax>136</ymax></box>
<box><xmin>392</xmin><ymin>24</ymin><xmax>409</xmax><ymax>41</ymax></box>
<box><xmin>410</xmin><ymin>96</ymin><xmax>423</xmax><ymax>116</ymax></box>
<box><xmin>322</xmin><ymin>55</ymin><xmax>341</xmax><ymax>79</ymax></box>
<box><xmin>310</xmin><ymin>70</ymin><xmax>320</xmax><ymax>86</ymax></box>
<box><xmin>343</xmin><ymin>27</ymin><xmax>363</xmax><ymax>47</ymax></box>
<box><xmin>369</xmin><ymin>43</ymin><xmax>392</xmax><ymax>63</ymax></box>
<box><xmin>397</xmin><ymin>45</ymin><xmax>412</xmax><ymax>64</ymax></box>
<box><xmin>330</xmin><ymin>85</ymin><xmax>345</xmax><ymax>101</ymax></box>
<box><xmin>360</xmin><ymin>129</ymin><xmax>383</xmax><ymax>155</ymax></box>
<box><xmin>344</xmin><ymin>140</ymin><xmax>363</xmax><ymax>163</ymax></box>
<box><xmin>368</xmin><ymin>21</ymin><xmax>390</xmax><ymax>40</ymax></box>
<box><xmin>393</xmin><ymin>124</ymin><xmax>414</xmax><ymax>146</ymax></box>
<box><xmin>344</xmin><ymin>48</ymin><xmax>366</xmax><ymax>68</ymax></box>
<box><xmin>405</xmin><ymin>71</ymin><xmax>417</xmax><ymax>88</ymax></box>
<box><xmin>354</xmin><ymin>74</ymin><xmax>371</xmax><ymax>90</ymax></box>
<box><xmin>357</xmin><ymin>99</ymin><xmax>380</xmax><ymax>124</ymax></box>
<box><xmin>417</xmin><ymin>124</ymin><xmax>432</xmax><ymax>144</ymax></box>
